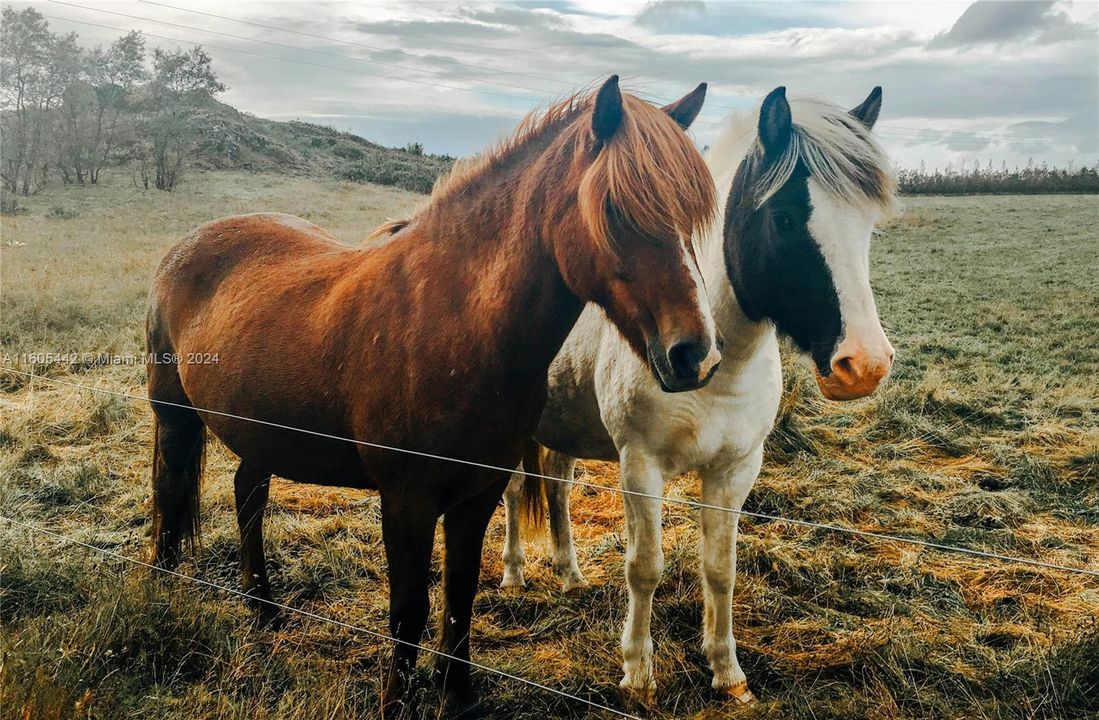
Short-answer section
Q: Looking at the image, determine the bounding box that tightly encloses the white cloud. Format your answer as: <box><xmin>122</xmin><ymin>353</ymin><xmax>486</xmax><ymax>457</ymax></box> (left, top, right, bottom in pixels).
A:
<box><xmin>20</xmin><ymin>0</ymin><xmax>1098</xmax><ymax>167</ymax></box>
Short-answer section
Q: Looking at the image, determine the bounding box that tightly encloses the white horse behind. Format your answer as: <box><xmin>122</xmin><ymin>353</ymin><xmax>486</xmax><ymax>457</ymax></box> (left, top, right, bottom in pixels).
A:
<box><xmin>502</xmin><ymin>86</ymin><xmax>898</xmax><ymax>703</ymax></box>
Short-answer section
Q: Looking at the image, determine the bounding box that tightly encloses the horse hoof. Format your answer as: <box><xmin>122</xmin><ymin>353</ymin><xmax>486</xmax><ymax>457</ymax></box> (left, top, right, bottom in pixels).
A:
<box><xmin>445</xmin><ymin>699</ymin><xmax>486</xmax><ymax>719</ymax></box>
<box><xmin>246</xmin><ymin>595</ymin><xmax>284</xmax><ymax>630</ymax></box>
<box><xmin>721</xmin><ymin>682</ymin><xmax>755</xmax><ymax>704</ymax></box>
<box><xmin>380</xmin><ymin>697</ymin><xmax>415</xmax><ymax>720</ymax></box>
<box><xmin>619</xmin><ymin>680</ymin><xmax>657</xmax><ymax>705</ymax></box>
<box><xmin>500</xmin><ymin>573</ymin><xmax>525</xmax><ymax>589</ymax></box>
<box><xmin>255</xmin><ymin>607</ymin><xmax>285</xmax><ymax>631</ymax></box>
<box><xmin>561</xmin><ymin>575</ymin><xmax>589</xmax><ymax>594</ymax></box>
<box><xmin>443</xmin><ymin>689</ymin><xmax>486</xmax><ymax>719</ymax></box>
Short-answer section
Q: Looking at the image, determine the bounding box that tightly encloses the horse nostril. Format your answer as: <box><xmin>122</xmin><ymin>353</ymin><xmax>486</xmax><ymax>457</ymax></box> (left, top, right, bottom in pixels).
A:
<box><xmin>832</xmin><ymin>355</ymin><xmax>858</xmax><ymax>382</ymax></box>
<box><xmin>667</xmin><ymin>340</ymin><xmax>704</xmax><ymax>380</ymax></box>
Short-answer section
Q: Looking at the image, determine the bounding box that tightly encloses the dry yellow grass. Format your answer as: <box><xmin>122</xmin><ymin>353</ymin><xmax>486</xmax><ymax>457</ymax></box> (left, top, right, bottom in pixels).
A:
<box><xmin>1</xmin><ymin>178</ymin><xmax>1097</xmax><ymax>719</ymax></box>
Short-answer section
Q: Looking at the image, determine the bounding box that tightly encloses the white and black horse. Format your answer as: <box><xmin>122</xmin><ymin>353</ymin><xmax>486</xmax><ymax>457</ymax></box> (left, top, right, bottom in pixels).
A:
<box><xmin>502</xmin><ymin>87</ymin><xmax>898</xmax><ymax>702</ymax></box>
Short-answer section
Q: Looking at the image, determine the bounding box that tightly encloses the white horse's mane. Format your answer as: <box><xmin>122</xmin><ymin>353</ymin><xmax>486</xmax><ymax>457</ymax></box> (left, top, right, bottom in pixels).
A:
<box><xmin>707</xmin><ymin>96</ymin><xmax>897</xmax><ymax>212</ymax></box>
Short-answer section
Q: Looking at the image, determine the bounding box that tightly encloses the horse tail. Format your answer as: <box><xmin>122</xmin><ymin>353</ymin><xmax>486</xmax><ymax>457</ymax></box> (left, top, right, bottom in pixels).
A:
<box><xmin>518</xmin><ymin>439</ymin><xmax>548</xmax><ymax>543</ymax></box>
<box><xmin>365</xmin><ymin>217</ymin><xmax>410</xmax><ymax>244</ymax></box>
<box><xmin>147</xmin><ymin>306</ymin><xmax>207</xmax><ymax>569</ymax></box>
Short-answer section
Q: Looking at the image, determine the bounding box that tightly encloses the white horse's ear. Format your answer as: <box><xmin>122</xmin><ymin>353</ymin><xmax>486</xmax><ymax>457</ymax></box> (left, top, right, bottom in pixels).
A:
<box><xmin>758</xmin><ymin>86</ymin><xmax>791</xmax><ymax>156</ymax></box>
<box><xmin>850</xmin><ymin>86</ymin><xmax>882</xmax><ymax>130</ymax></box>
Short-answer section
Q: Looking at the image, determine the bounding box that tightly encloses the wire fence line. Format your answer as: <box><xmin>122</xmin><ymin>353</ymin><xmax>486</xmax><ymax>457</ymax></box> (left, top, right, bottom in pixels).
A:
<box><xmin>4</xmin><ymin>367</ymin><xmax>1097</xmax><ymax>579</ymax></box>
<box><xmin>0</xmin><ymin>515</ymin><xmax>640</xmax><ymax>720</ymax></box>
<box><xmin>41</xmin><ymin>3</ymin><xmax>1079</xmax><ymax>144</ymax></box>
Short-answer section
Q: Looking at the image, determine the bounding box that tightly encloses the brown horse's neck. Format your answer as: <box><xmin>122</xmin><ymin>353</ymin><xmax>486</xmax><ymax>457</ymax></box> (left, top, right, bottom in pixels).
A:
<box><xmin>373</xmin><ymin>126</ymin><xmax>586</xmax><ymax>386</ymax></box>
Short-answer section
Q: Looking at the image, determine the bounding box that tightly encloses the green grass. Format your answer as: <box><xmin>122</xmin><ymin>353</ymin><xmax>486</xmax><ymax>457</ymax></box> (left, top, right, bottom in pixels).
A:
<box><xmin>1</xmin><ymin>180</ymin><xmax>1097</xmax><ymax>719</ymax></box>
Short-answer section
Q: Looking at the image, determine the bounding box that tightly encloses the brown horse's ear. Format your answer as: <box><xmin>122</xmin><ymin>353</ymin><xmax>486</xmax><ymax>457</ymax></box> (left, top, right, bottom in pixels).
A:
<box><xmin>850</xmin><ymin>86</ymin><xmax>882</xmax><ymax>129</ymax></box>
<box><xmin>662</xmin><ymin>82</ymin><xmax>707</xmax><ymax>130</ymax></box>
<box><xmin>759</xmin><ymin>86</ymin><xmax>792</xmax><ymax>156</ymax></box>
<box><xmin>592</xmin><ymin>75</ymin><xmax>623</xmax><ymax>141</ymax></box>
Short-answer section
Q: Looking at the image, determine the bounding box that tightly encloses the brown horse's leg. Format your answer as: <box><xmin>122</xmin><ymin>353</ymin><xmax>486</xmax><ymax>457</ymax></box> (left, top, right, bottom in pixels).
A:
<box><xmin>435</xmin><ymin>478</ymin><xmax>508</xmax><ymax>708</ymax></box>
<box><xmin>233</xmin><ymin>461</ymin><xmax>276</xmax><ymax>623</ymax></box>
<box><xmin>380</xmin><ymin>491</ymin><xmax>438</xmax><ymax>717</ymax></box>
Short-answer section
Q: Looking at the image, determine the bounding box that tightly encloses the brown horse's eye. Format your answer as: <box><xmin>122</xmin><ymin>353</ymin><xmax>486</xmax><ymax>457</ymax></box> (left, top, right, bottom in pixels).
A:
<box><xmin>614</xmin><ymin>265</ymin><xmax>632</xmax><ymax>282</ymax></box>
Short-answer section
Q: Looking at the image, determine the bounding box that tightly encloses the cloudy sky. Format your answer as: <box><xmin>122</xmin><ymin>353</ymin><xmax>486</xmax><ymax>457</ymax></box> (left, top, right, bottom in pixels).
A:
<box><xmin>25</xmin><ymin>0</ymin><xmax>1099</xmax><ymax>168</ymax></box>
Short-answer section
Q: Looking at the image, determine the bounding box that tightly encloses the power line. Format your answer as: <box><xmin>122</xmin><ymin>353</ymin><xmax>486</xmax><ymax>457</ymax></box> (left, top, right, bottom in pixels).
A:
<box><xmin>39</xmin><ymin>13</ymin><xmax>545</xmax><ymax>106</ymax></box>
<box><xmin>135</xmin><ymin>0</ymin><xmax>583</xmax><ymax>90</ymax></box>
<box><xmin>137</xmin><ymin>0</ymin><xmax>1097</xmax><ymax>144</ymax></box>
<box><xmin>136</xmin><ymin>0</ymin><xmax>1060</xmax><ymax>115</ymax></box>
<box><xmin>46</xmin><ymin>0</ymin><xmax>564</xmax><ymax>96</ymax></box>
<box><xmin>0</xmin><ymin>515</ymin><xmax>640</xmax><ymax>719</ymax></box>
<box><xmin>6</xmin><ymin>367</ymin><xmax>1097</xmax><ymax>579</ymax></box>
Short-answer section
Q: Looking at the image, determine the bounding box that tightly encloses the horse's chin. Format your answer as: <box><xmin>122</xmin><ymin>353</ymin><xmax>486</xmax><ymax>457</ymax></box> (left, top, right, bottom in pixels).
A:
<box><xmin>814</xmin><ymin>370</ymin><xmax>880</xmax><ymax>401</ymax></box>
<box><xmin>646</xmin><ymin>345</ymin><xmax>676</xmax><ymax>392</ymax></box>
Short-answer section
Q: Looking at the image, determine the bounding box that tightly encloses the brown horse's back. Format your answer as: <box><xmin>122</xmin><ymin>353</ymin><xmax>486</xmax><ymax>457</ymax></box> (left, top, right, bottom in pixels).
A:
<box><xmin>152</xmin><ymin>213</ymin><xmax>348</xmax><ymax>332</ymax></box>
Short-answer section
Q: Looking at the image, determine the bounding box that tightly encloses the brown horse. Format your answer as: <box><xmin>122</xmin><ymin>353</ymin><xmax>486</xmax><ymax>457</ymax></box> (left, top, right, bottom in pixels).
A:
<box><xmin>146</xmin><ymin>76</ymin><xmax>718</xmax><ymax>714</ymax></box>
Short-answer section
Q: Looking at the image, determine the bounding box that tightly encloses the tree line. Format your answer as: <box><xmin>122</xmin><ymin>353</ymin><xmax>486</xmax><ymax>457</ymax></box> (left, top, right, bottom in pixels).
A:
<box><xmin>898</xmin><ymin>159</ymin><xmax>1099</xmax><ymax>195</ymax></box>
<box><xmin>1</xmin><ymin>7</ymin><xmax>223</xmax><ymax>195</ymax></box>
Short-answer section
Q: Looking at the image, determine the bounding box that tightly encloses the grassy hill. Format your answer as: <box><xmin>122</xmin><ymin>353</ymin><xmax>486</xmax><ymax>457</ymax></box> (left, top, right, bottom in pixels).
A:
<box><xmin>188</xmin><ymin>99</ymin><xmax>453</xmax><ymax>194</ymax></box>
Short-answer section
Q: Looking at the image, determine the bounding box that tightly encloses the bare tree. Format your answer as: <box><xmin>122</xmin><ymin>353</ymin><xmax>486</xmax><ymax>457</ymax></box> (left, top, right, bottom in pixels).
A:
<box><xmin>54</xmin><ymin>33</ymin><xmax>92</xmax><ymax>185</ymax></box>
<box><xmin>139</xmin><ymin>46</ymin><xmax>225</xmax><ymax>191</ymax></box>
<box><xmin>53</xmin><ymin>31</ymin><xmax>147</xmax><ymax>186</ymax></box>
<box><xmin>3</xmin><ymin>12</ymin><xmax>224</xmax><ymax>194</ymax></box>
<box><xmin>87</xmin><ymin>31</ymin><xmax>147</xmax><ymax>184</ymax></box>
<box><xmin>1</xmin><ymin>7</ymin><xmax>54</xmax><ymax>194</ymax></box>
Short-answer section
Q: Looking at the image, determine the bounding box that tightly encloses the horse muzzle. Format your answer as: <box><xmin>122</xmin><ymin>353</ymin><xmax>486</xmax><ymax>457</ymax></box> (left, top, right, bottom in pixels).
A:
<box><xmin>815</xmin><ymin>340</ymin><xmax>894</xmax><ymax>401</ymax></box>
<box><xmin>647</xmin><ymin>335</ymin><xmax>721</xmax><ymax>393</ymax></box>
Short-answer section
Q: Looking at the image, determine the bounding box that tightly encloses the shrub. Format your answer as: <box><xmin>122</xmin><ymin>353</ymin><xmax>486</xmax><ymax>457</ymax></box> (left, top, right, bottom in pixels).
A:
<box><xmin>899</xmin><ymin>161</ymin><xmax>1099</xmax><ymax>195</ymax></box>
<box><xmin>45</xmin><ymin>205</ymin><xmax>78</xmax><ymax>220</ymax></box>
<box><xmin>0</xmin><ymin>193</ymin><xmax>27</xmax><ymax>215</ymax></box>
<box><xmin>336</xmin><ymin>158</ymin><xmax>441</xmax><ymax>194</ymax></box>
<box><xmin>332</xmin><ymin>144</ymin><xmax>364</xmax><ymax>161</ymax></box>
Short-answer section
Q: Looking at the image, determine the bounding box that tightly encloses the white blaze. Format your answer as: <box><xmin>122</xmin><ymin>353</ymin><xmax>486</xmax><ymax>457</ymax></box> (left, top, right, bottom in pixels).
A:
<box><xmin>805</xmin><ymin>181</ymin><xmax>893</xmax><ymax>369</ymax></box>
<box><xmin>681</xmin><ymin>236</ymin><xmax>722</xmax><ymax>381</ymax></box>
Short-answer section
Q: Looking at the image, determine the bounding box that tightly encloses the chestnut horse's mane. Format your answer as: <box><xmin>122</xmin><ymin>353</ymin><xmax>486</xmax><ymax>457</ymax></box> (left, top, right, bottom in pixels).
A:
<box><xmin>367</xmin><ymin>87</ymin><xmax>715</xmax><ymax>248</ymax></box>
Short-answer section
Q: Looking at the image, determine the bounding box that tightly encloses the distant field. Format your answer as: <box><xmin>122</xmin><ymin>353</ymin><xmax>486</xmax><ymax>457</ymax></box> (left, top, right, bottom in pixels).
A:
<box><xmin>1</xmin><ymin>175</ymin><xmax>1097</xmax><ymax>720</ymax></box>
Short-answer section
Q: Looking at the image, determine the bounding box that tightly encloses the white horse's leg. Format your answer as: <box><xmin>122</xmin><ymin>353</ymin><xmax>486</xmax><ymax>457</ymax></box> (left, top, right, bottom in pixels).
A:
<box><xmin>618</xmin><ymin>449</ymin><xmax>665</xmax><ymax>698</ymax></box>
<box><xmin>500</xmin><ymin>471</ymin><xmax>527</xmax><ymax>588</ymax></box>
<box><xmin>698</xmin><ymin>447</ymin><xmax>762</xmax><ymax>704</ymax></box>
<box><xmin>543</xmin><ymin>452</ymin><xmax>587</xmax><ymax>592</ymax></box>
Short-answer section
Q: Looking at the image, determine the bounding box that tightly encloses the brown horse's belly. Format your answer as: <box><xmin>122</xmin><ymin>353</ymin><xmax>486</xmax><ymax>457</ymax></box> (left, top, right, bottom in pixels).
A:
<box><xmin>174</xmin><ymin>337</ymin><xmax>373</xmax><ymax>489</ymax></box>
<box><xmin>202</xmin><ymin>411</ymin><xmax>373</xmax><ymax>489</ymax></box>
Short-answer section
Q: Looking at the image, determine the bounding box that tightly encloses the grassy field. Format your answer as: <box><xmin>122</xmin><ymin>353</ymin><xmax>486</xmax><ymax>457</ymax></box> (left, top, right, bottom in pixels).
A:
<box><xmin>1</xmin><ymin>174</ymin><xmax>1097</xmax><ymax>720</ymax></box>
